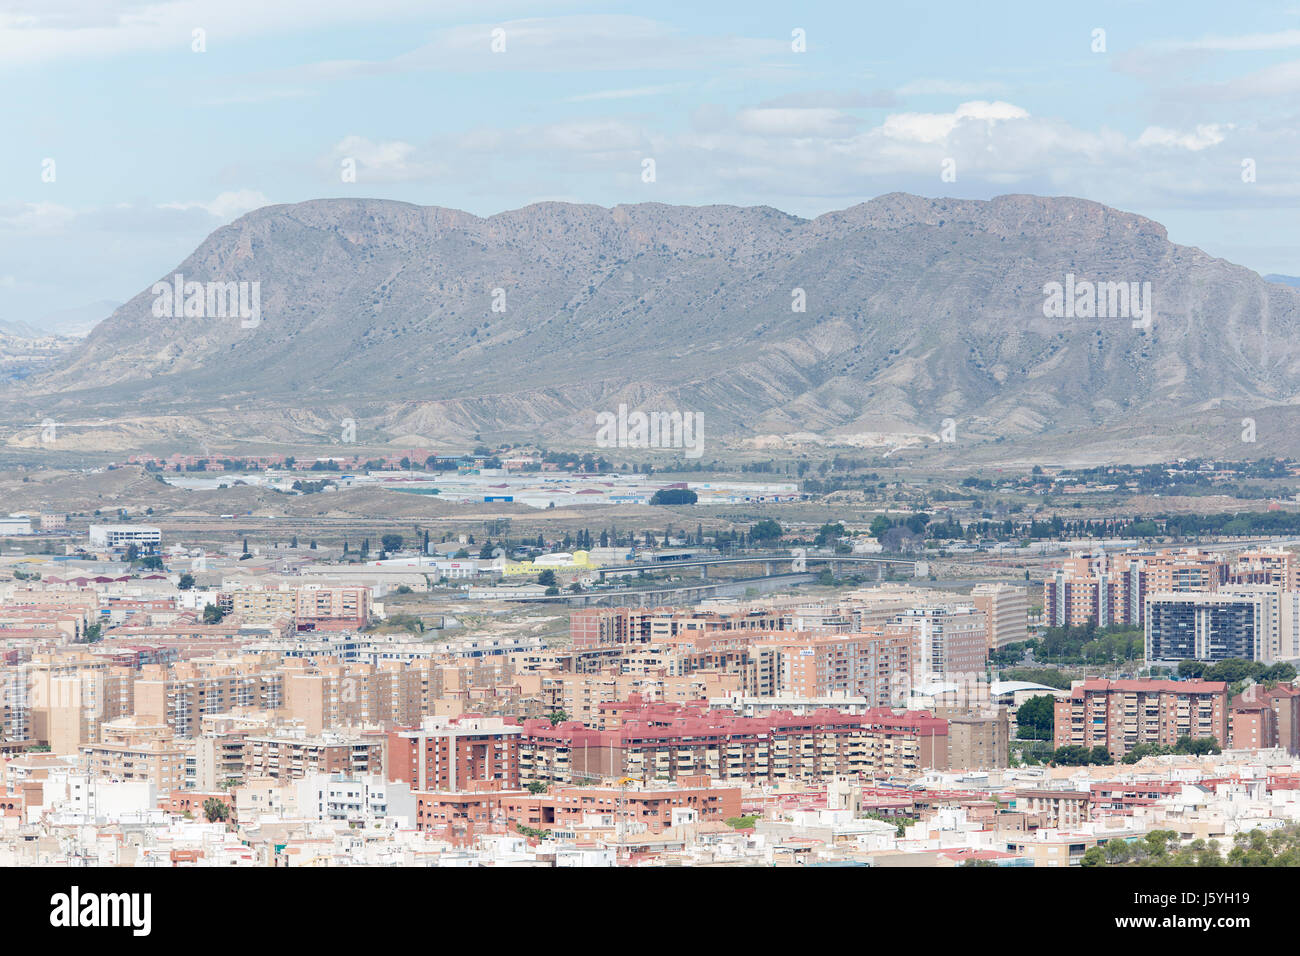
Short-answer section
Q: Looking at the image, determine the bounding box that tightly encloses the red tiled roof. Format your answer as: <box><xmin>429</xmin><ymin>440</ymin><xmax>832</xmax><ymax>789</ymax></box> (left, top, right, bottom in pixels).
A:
<box><xmin>1073</xmin><ymin>679</ymin><xmax>1227</xmax><ymax>697</ymax></box>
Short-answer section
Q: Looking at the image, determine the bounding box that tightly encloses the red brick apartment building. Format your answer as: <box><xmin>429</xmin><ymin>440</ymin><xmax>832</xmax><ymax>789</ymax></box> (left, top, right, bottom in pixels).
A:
<box><xmin>1230</xmin><ymin>684</ymin><xmax>1300</xmax><ymax>754</ymax></box>
<box><xmin>412</xmin><ymin>777</ymin><xmax>741</xmax><ymax>832</ymax></box>
<box><xmin>518</xmin><ymin>705</ymin><xmax>949</xmax><ymax>785</ymax></box>
<box><xmin>1053</xmin><ymin>680</ymin><xmax>1229</xmax><ymax>757</ymax></box>
<box><xmin>1231</xmin><ymin>699</ymin><xmax>1277</xmax><ymax>751</ymax></box>
<box><xmin>388</xmin><ymin>715</ymin><xmax>521</xmax><ymax>791</ymax></box>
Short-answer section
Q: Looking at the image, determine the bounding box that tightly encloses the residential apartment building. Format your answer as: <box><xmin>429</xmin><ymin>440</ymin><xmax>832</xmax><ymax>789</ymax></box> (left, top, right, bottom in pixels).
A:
<box><xmin>18</xmin><ymin>652</ymin><xmax>134</xmax><ymax>754</ymax></box>
<box><xmin>282</xmin><ymin>660</ymin><xmax>424</xmax><ymax>733</ymax></box>
<box><xmin>188</xmin><ymin>714</ymin><xmax>272</xmax><ymax>790</ymax></box>
<box><xmin>387</xmin><ymin>716</ymin><xmax>522</xmax><ymax>792</ymax></box>
<box><xmin>1230</xmin><ymin>699</ymin><xmax>1277</xmax><ymax>750</ymax></box>
<box><xmin>1044</xmin><ymin>547</ymin><xmax>1297</xmax><ymax>628</ymax></box>
<box><xmin>971</xmin><ymin>584</ymin><xmax>1029</xmax><ymax>650</ymax></box>
<box><xmin>744</xmin><ymin>630</ymin><xmax>913</xmax><ymax>704</ymax></box>
<box><xmin>1230</xmin><ymin>683</ymin><xmax>1300</xmax><ymax>754</ymax></box>
<box><xmin>243</xmin><ymin>729</ymin><xmax>385</xmax><ymax>781</ymax></box>
<box><xmin>1052</xmin><ymin>679</ymin><xmax>1229</xmax><ymax>756</ymax></box>
<box><xmin>81</xmin><ymin>716</ymin><xmax>188</xmax><ymax>793</ymax></box>
<box><xmin>1012</xmin><ymin>790</ymin><xmax>1091</xmax><ymax>829</ymax></box>
<box><xmin>412</xmin><ymin>779</ymin><xmax>742</xmax><ymax>833</ymax></box>
<box><xmin>518</xmin><ymin>706</ymin><xmax>950</xmax><ymax>786</ymax></box>
<box><xmin>569</xmin><ymin>606</ymin><xmax>796</xmax><ymax>649</ymax></box>
<box><xmin>1231</xmin><ymin>547</ymin><xmax>1299</xmax><ymax>590</ymax></box>
<box><xmin>945</xmin><ymin>710</ymin><xmax>1009</xmax><ymax>770</ymax></box>
<box><xmin>216</xmin><ymin>586</ymin><xmax>371</xmax><ymax>628</ymax></box>
<box><xmin>1145</xmin><ymin>587</ymin><xmax>1300</xmax><ymax>663</ymax></box>
<box><xmin>885</xmin><ymin>605</ymin><xmax>987</xmax><ymax>677</ymax></box>
<box><xmin>296</xmin><ymin>773</ymin><xmax>416</xmax><ymax>825</ymax></box>
<box><xmin>134</xmin><ymin>660</ymin><xmax>284</xmax><ymax>738</ymax></box>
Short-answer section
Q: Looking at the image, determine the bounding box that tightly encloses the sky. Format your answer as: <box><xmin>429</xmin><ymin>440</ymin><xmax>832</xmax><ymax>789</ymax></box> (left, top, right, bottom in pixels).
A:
<box><xmin>3</xmin><ymin>0</ymin><xmax>1300</xmax><ymax>330</ymax></box>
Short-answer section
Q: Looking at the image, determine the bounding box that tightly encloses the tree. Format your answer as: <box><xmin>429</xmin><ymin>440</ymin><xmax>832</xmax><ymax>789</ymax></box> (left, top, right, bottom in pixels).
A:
<box><xmin>749</xmin><ymin>519</ymin><xmax>782</xmax><ymax>544</ymax></box>
<box><xmin>1081</xmin><ymin>845</ymin><xmax>1107</xmax><ymax>867</ymax></box>
<box><xmin>1123</xmin><ymin>742</ymin><xmax>1167</xmax><ymax>764</ymax></box>
<box><xmin>1050</xmin><ymin>744</ymin><xmax>1110</xmax><ymax>766</ymax></box>
<box><xmin>1174</xmin><ymin>735</ymin><xmax>1221</xmax><ymax>756</ymax></box>
<box><xmin>1263</xmin><ymin>662</ymin><xmax>1298</xmax><ymax>683</ymax></box>
<box><xmin>813</xmin><ymin>522</ymin><xmax>846</xmax><ymax>547</ymax></box>
<box><xmin>381</xmin><ymin>534</ymin><xmax>403</xmax><ymax>553</ymax></box>
<box><xmin>1105</xmin><ymin>839</ymin><xmax>1132</xmax><ymax>864</ymax></box>
<box><xmin>202</xmin><ymin>603</ymin><xmax>225</xmax><ymax>624</ymax></box>
<box><xmin>903</xmin><ymin>512</ymin><xmax>931</xmax><ymax>536</ymax></box>
<box><xmin>548</xmin><ymin>710</ymin><xmax>568</xmax><ymax>726</ymax></box>
<box><xmin>203</xmin><ymin>797</ymin><xmax>230</xmax><ymax>823</ymax></box>
<box><xmin>1202</xmin><ymin>658</ymin><xmax>1259</xmax><ymax>683</ymax></box>
<box><xmin>1015</xmin><ymin>695</ymin><xmax>1056</xmax><ymax>740</ymax></box>
<box><xmin>537</xmin><ymin>569</ymin><xmax>557</xmax><ymax>587</ymax></box>
<box><xmin>178</xmin><ymin>573</ymin><xmax>195</xmax><ymax>590</ymax></box>
<box><xmin>882</xmin><ymin>525</ymin><xmax>922</xmax><ymax>553</ymax></box>
<box><xmin>526</xmin><ymin>781</ymin><xmax>548</xmax><ymax>794</ymax></box>
<box><xmin>650</xmin><ymin>488</ymin><xmax>698</xmax><ymax>505</ymax></box>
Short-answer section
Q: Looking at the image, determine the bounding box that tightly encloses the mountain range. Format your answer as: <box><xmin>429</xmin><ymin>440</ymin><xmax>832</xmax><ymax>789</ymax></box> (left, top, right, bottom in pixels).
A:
<box><xmin>5</xmin><ymin>193</ymin><xmax>1300</xmax><ymax>465</ymax></box>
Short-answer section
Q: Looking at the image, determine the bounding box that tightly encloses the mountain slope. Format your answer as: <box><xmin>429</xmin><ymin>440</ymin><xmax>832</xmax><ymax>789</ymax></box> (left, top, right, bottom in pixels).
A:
<box><xmin>8</xmin><ymin>193</ymin><xmax>1300</xmax><ymax>463</ymax></box>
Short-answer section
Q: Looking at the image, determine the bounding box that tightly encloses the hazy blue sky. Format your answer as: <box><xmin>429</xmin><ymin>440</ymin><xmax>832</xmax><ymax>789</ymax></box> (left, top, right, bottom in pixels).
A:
<box><xmin>4</xmin><ymin>0</ymin><xmax>1300</xmax><ymax>329</ymax></box>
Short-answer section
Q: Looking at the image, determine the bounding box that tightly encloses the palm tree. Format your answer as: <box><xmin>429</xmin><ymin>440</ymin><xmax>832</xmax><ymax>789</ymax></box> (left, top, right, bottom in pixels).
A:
<box><xmin>203</xmin><ymin>797</ymin><xmax>231</xmax><ymax>824</ymax></box>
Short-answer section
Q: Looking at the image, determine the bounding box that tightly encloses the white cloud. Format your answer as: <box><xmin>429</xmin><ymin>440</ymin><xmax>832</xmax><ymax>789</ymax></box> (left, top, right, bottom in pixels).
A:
<box><xmin>734</xmin><ymin>108</ymin><xmax>861</xmax><ymax>137</ymax></box>
<box><xmin>0</xmin><ymin>201</ymin><xmax>79</xmax><ymax>233</ymax></box>
<box><xmin>282</xmin><ymin>15</ymin><xmax>788</xmax><ymax>81</ymax></box>
<box><xmin>1136</xmin><ymin>124</ymin><xmax>1229</xmax><ymax>151</ymax></box>
<box><xmin>326</xmin><ymin>136</ymin><xmax>447</xmax><ymax>183</ymax></box>
<box><xmin>528</xmin><ymin>119</ymin><xmax>647</xmax><ymax>153</ymax></box>
<box><xmin>0</xmin><ymin>0</ymin><xmax>549</xmax><ymax>67</ymax></box>
<box><xmin>879</xmin><ymin>101</ymin><xmax>1030</xmax><ymax>144</ymax></box>
<box><xmin>160</xmin><ymin>190</ymin><xmax>272</xmax><ymax>220</ymax></box>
